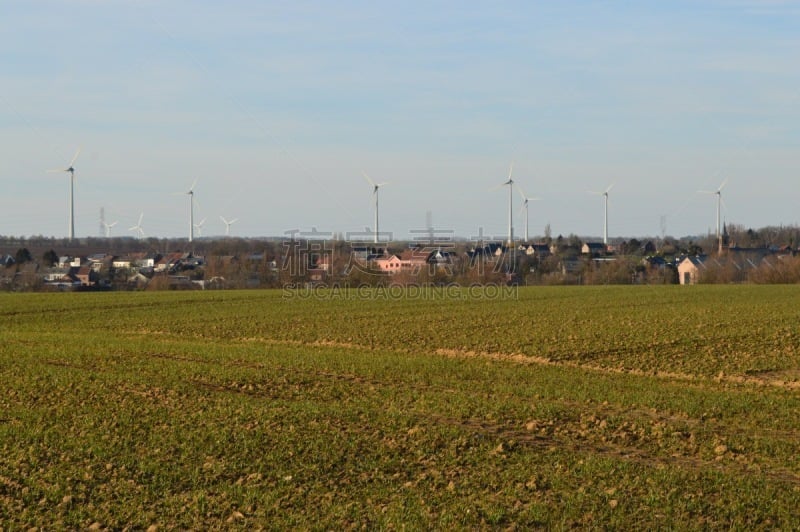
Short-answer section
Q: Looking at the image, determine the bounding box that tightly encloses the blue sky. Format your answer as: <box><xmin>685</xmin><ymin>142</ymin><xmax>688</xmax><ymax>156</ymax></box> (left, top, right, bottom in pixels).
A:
<box><xmin>1</xmin><ymin>1</ymin><xmax>798</xmax><ymax>241</ymax></box>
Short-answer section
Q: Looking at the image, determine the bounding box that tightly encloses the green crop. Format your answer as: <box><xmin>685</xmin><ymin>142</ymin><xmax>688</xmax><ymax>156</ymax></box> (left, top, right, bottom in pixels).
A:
<box><xmin>1</xmin><ymin>286</ymin><xmax>799</xmax><ymax>529</ymax></box>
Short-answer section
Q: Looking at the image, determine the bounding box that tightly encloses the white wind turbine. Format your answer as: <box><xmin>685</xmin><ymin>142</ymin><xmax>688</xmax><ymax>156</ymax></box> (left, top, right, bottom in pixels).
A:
<box><xmin>47</xmin><ymin>147</ymin><xmax>81</xmax><ymax>241</ymax></box>
<box><xmin>362</xmin><ymin>172</ymin><xmax>388</xmax><ymax>244</ymax></box>
<box><xmin>220</xmin><ymin>216</ymin><xmax>238</xmax><ymax>236</ymax></box>
<box><xmin>493</xmin><ymin>163</ymin><xmax>515</xmax><ymax>246</ymax></box>
<box><xmin>193</xmin><ymin>218</ymin><xmax>206</xmax><ymax>238</ymax></box>
<box><xmin>129</xmin><ymin>213</ymin><xmax>145</xmax><ymax>240</ymax></box>
<box><xmin>516</xmin><ymin>183</ymin><xmax>539</xmax><ymax>243</ymax></box>
<box><xmin>589</xmin><ymin>183</ymin><xmax>615</xmax><ymax>245</ymax></box>
<box><xmin>699</xmin><ymin>178</ymin><xmax>728</xmax><ymax>253</ymax></box>
<box><xmin>102</xmin><ymin>220</ymin><xmax>118</xmax><ymax>238</ymax></box>
<box><xmin>176</xmin><ymin>180</ymin><xmax>198</xmax><ymax>242</ymax></box>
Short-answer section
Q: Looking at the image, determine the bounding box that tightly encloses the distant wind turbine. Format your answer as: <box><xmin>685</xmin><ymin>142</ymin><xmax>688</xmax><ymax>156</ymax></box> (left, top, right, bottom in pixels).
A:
<box><xmin>194</xmin><ymin>218</ymin><xmax>206</xmax><ymax>238</ymax></box>
<box><xmin>176</xmin><ymin>180</ymin><xmax>198</xmax><ymax>242</ymax></box>
<box><xmin>516</xmin><ymin>183</ymin><xmax>539</xmax><ymax>243</ymax></box>
<box><xmin>363</xmin><ymin>172</ymin><xmax>388</xmax><ymax>244</ymax></box>
<box><xmin>698</xmin><ymin>178</ymin><xmax>728</xmax><ymax>253</ymax></box>
<box><xmin>589</xmin><ymin>183</ymin><xmax>615</xmax><ymax>245</ymax></box>
<box><xmin>102</xmin><ymin>220</ymin><xmax>118</xmax><ymax>238</ymax></box>
<box><xmin>47</xmin><ymin>147</ymin><xmax>81</xmax><ymax>241</ymax></box>
<box><xmin>493</xmin><ymin>163</ymin><xmax>514</xmax><ymax>246</ymax></box>
<box><xmin>129</xmin><ymin>213</ymin><xmax>145</xmax><ymax>240</ymax></box>
<box><xmin>220</xmin><ymin>216</ymin><xmax>238</xmax><ymax>236</ymax></box>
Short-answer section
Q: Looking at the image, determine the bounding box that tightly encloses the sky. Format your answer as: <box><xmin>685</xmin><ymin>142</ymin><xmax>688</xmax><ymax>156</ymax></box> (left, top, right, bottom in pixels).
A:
<box><xmin>1</xmin><ymin>0</ymin><xmax>799</xmax><ymax>242</ymax></box>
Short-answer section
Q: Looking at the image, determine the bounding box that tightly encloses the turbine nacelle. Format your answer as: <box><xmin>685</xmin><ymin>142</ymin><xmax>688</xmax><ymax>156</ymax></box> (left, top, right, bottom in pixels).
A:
<box><xmin>363</xmin><ymin>172</ymin><xmax>388</xmax><ymax>194</ymax></box>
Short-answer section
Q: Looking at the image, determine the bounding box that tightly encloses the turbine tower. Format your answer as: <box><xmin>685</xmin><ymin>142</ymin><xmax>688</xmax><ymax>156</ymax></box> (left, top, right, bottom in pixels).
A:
<box><xmin>494</xmin><ymin>163</ymin><xmax>514</xmax><ymax>246</ymax></box>
<box><xmin>183</xmin><ymin>180</ymin><xmax>197</xmax><ymax>242</ymax></box>
<box><xmin>220</xmin><ymin>216</ymin><xmax>238</xmax><ymax>236</ymax></box>
<box><xmin>47</xmin><ymin>147</ymin><xmax>81</xmax><ymax>241</ymax></box>
<box><xmin>363</xmin><ymin>172</ymin><xmax>388</xmax><ymax>244</ymax></box>
<box><xmin>590</xmin><ymin>183</ymin><xmax>615</xmax><ymax>245</ymax></box>
<box><xmin>517</xmin><ymin>183</ymin><xmax>539</xmax><ymax>243</ymax></box>
<box><xmin>699</xmin><ymin>179</ymin><xmax>727</xmax><ymax>254</ymax></box>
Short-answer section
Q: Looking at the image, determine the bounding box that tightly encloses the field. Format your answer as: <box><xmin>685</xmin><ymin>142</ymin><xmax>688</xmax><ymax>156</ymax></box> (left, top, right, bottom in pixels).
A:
<box><xmin>2</xmin><ymin>285</ymin><xmax>800</xmax><ymax>529</ymax></box>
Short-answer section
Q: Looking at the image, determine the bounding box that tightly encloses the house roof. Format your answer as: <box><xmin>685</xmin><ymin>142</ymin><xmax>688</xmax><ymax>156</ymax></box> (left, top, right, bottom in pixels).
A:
<box><xmin>397</xmin><ymin>249</ymin><xmax>429</xmax><ymax>263</ymax></box>
<box><xmin>679</xmin><ymin>255</ymin><xmax>707</xmax><ymax>268</ymax></box>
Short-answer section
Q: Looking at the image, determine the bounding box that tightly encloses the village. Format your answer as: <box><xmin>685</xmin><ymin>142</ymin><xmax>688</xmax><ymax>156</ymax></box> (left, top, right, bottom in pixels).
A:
<box><xmin>2</xmin><ymin>224</ymin><xmax>799</xmax><ymax>291</ymax></box>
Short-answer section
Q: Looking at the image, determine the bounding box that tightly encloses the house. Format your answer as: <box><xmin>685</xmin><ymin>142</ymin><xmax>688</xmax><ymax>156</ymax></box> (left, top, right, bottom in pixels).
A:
<box><xmin>427</xmin><ymin>248</ymin><xmax>455</xmax><ymax>265</ymax></box>
<box><xmin>397</xmin><ymin>247</ymin><xmax>435</xmax><ymax>273</ymax></box>
<box><xmin>128</xmin><ymin>252</ymin><xmax>159</xmax><ymax>269</ymax></box>
<box><xmin>155</xmin><ymin>252</ymin><xmax>181</xmax><ymax>272</ymax></box>
<box><xmin>582</xmin><ymin>242</ymin><xmax>606</xmax><ymax>256</ymax></box>
<box><xmin>87</xmin><ymin>253</ymin><xmax>114</xmax><ymax>273</ymax></box>
<box><xmin>373</xmin><ymin>254</ymin><xmax>403</xmax><ymax>274</ymax></box>
<box><xmin>112</xmin><ymin>257</ymin><xmax>133</xmax><ymax>270</ymax></box>
<box><xmin>522</xmin><ymin>243</ymin><xmax>551</xmax><ymax>258</ymax></box>
<box><xmin>43</xmin><ymin>267</ymin><xmax>80</xmax><ymax>288</ymax></box>
<box><xmin>58</xmin><ymin>256</ymin><xmax>81</xmax><ymax>269</ymax></box>
<box><xmin>75</xmin><ymin>265</ymin><xmax>97</xmax><ymax>287</ymax></box>
<box><xmin>155</xmin><ymin>252</ymin><xmax>193</xmax><ymax>273</ymax></box>
<box><xmin>678</xmin><ymin>256</ymin><xmax>706</xmax><ymax>285</ymax></box>
<box><xmin>466</xmin><ymin>243</ymin><xmax>505</xmax><ymax>262</ymax></box>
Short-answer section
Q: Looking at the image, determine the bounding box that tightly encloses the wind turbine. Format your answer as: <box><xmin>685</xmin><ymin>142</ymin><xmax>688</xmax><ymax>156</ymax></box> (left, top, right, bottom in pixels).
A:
<box><xmin>362</xmin><ymin>172</ymin><xmax>388</xmax><ymax>244</ymax></box>
<box><xmin>589</xmin><ymin>183</ymin><xmax>615</xmax><ymax>245</ymax></box>
<box><xmin>177</xmin><ymin>180</ymin><xmax>198</xmax><ymax>242</ymax></box>
<box><xmin>47</xmin><ymin>147</ymin><xmax>81</xmax><ymax>241</ymax></box>
<box><xmin>220</xmin><ymin>216</ymin><xmax>238</xmax><ymax>236</ymax></box>
<box><xmin>699</xmin><ymin>178</ymin><xmax>727</xmax><ymax>253</ymax></box>
<box><xmin>129</xmin><ymin>213</ymin><xmax>145</xmax><ymax>240</ymax></box>
<box><xmin>194</xmin><ymin>218</ymin><xmax>206</xmax><ymax>238</ymax></box>
<box><xmin>493</xmin><ymin>163</ymin><xmax>514</xmax><ymax>246</ymax></box>
<box><xmin>102</xmin><ymin>220</ymin><xmax>118</xmax><ymax>238</ymax></box>
<box><xmin>516</xmin><ymin>183</ymin><xmax>539</xmax><ymax>243</ymax></box>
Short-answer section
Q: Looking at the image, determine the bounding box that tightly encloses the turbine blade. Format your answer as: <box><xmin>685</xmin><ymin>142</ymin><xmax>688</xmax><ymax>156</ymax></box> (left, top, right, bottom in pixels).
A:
<box><xmin>47</xmin><ymin>168</ymin><xmax>66</xmax><ymax>173</ymax></box>
<box><xmin>68</xmin><ymin>147</ymin><xmax>81</xmax><ymax>167</ymax></box>
<box><xmin>717</xmin><ymin>178</ymin><xmax>728</xmax><ymax>192</ymax></box>
<box><xmin>605</xmin><ymin>183</ymin><xmax>615</xmax><ymax>194</ymax></box>
<box><xmin>507</xmin><ymin>162</ymin><xmax>514</xmax><ymax>181</ymax></box>
<box><xmin>516</xmin><ymin>184</ymin><xmax>528</xmax><ymax>200</ymax></box>
<box><xmin>230</xmin><ymin>218</ymin><xmax>238</xmax><ymax>224</ymax></box>
<box><xmin>189</xmin><ymin>179</ymin><xmax>197</xmax><ymax>192</ymax></box>
<box><xmin>362</xmin><ymin>171</ymin><xmax>376</xmax><ymax>187</ymax></box>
